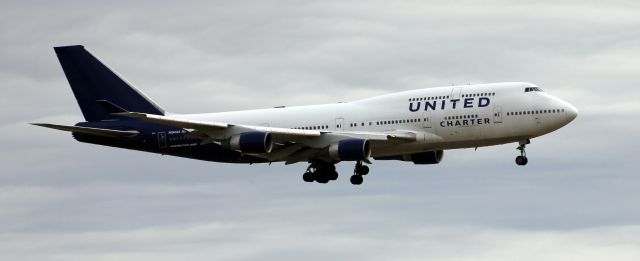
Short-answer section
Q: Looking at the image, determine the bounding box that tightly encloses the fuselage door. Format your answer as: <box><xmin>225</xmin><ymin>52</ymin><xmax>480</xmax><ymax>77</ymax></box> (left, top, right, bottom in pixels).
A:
<box><xmin>451</xmin><ymin>87</ymin><xmax>462</xmax><ymax>100</ymax></box>
<box><xmin>157</xmin><ymin>131</ymin><xmax>167</xmax><ymax>148</ymax></box>
<box><xmin>493</xmin><ymin>106</ymin><xmax>503</xmax><ymax>123</ymax></box>
<box><xmin>423</xmin><ymin>111</ymin><xmax>432</xmax><ymax>128</ymax></box>
<box><xmin>335</xmin><ymin>118</ymin><xmax>344</xmax><ymax>130</ymax></box>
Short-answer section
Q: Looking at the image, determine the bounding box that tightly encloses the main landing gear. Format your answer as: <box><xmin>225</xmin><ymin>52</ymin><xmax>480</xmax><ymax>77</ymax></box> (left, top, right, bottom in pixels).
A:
<box><xmin>302</xmin><ymin>161</ymin><xmax>370</xmax><ymax>185</ymax></box>
<box><xmin>302</xmin><ymin>161</ymin><xmax>338</xmax><ymax>184</ymax></box>
<box><xmin>515</xmin><ymin>139</ymin><xmax>530</xmax><ymax>166</ymax></box>
<box><xmin>350</xmin><ymin>161</ymin><xmax>369</xmax><ymax>185</ymax></box>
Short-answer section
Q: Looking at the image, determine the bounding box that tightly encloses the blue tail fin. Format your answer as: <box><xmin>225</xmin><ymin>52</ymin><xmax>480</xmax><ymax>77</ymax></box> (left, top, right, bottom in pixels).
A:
<box><xmin>54</xmin><ymin>45</ymin><xmax>165</xmax><ymax>122</ymax></box>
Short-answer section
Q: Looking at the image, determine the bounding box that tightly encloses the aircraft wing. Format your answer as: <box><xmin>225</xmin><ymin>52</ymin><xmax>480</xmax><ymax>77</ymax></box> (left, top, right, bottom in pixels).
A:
<box><xmin>34</xmin><ymin>112</ymin><xmax>433</xmax><ymax>164</ymax></box>
<box><xmin>117</xmin><ymin>112</ymin><xmax>417</xmax><ymax>143</ymax></box>
<box><xmin>117</xmin><ymin>112</ymin><xmax>323</xmax><ymax>139</ymax></box>
<box><xmin>117</xmin><ymin>112</ymin><xmax>425</xmax><ymax>163</ymax></box>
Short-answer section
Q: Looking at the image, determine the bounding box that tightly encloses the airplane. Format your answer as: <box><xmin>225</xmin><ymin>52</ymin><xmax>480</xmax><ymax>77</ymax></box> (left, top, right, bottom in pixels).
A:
<box><xmin>34</xmin><ymin>45</ymin><xmax>578</xmax><ymax>185</ymax></box>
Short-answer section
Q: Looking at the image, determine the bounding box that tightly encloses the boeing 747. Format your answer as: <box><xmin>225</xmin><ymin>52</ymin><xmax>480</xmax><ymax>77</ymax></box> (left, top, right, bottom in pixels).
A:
<box><xmin>34</xmin><ymin>45</ymin><xmax>578</xmax><ymax>185</ymax></box>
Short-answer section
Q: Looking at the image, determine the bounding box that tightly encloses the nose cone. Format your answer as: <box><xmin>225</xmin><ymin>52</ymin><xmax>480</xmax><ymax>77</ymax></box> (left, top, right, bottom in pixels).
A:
<box><xmin>542</xmin><ymin>95</ymin><xmax>578</xmax><ymax>133</ymax></box>
<box><xmin>566</xmin><ymin>102</ymin><xmax>578</xmax><ymax>122</ymax></box>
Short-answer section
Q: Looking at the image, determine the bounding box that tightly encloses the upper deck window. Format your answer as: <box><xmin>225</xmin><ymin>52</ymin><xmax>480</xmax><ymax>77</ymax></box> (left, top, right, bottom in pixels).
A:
<box><xmin>525</xmin><ymin>87</ymin><xmax>544</xmax><ymax>92</ymax></box>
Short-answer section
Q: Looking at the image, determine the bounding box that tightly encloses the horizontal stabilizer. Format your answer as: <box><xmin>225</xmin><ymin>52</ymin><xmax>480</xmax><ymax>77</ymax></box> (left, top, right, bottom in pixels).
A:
<box><xmin>31</xmin><ymin>123</ymin><xmax>139</xmax><ymax>138</ymax></box>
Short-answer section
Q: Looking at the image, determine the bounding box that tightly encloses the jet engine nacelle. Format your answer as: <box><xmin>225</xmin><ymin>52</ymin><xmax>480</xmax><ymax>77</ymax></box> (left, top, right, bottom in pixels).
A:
<box><xmin>328</xmin><ymin>138</ymin><xmax>371</xmax><ymax>161</ymax></box>
<box><xmin>407</xmin><ymin>150</ymin><xmax>443</xmax><ymax>164</ymax></box>
<box><xmin>225</xmin><ymin>131</ymin><xmax>273</xmax><ymax>153</ymax></box>
<box><xmin>374</xmin><ymin>150</ymin><xmax>444</xmax><ymax>164</ymax></box>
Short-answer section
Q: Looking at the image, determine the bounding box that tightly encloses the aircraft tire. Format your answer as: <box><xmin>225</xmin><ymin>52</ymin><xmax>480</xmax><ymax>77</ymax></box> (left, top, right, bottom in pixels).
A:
<box><xmin>358</xmin><ymin>165</ymin><xmax>370</xmax><ymax>175</ymax></box>
<box><xmin>329</xmin><ymin>170</ymin><xmax>338</xmax><ymax>180</ymax></box>
<box><xmin>515</xmin><ymin>156</ymin><xmax>528</xmax><ymax>166</ymax></box>
<box><xmin>316</xmin><ymin>176</ymin><xmax>330</xmax><ymax>184</ymax></box>
<box><xmin>350</xmin><ymin>175</ymin><xmax>363</xmax><ymax>185</ymax></box>
<box><xmin>303</xmin><ymin>172</ymin><xmax>315</xmax><ymax>182</ymax></box>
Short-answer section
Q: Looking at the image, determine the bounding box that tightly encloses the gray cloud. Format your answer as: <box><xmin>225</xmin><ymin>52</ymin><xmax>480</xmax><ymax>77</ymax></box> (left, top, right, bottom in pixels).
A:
<box><xmin>1</xmin><ymin>0</ymin><xmax>640</xmax><ymax>260</ymax></box>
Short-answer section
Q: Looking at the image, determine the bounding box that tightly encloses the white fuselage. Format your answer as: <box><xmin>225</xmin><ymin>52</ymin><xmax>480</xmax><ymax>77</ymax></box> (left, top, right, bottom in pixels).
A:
<box><xmin>178</xmin><ymin>82</ymin><xmax>578</xmax><ymax>158</ymax></box>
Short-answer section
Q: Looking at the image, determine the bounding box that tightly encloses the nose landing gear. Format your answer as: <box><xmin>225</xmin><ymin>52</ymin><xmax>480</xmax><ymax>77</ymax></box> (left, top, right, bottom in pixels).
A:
<box><xmin>515</xmin><ymin>139</ymin><xmax>530</xmax><ymax>166</ymax></box>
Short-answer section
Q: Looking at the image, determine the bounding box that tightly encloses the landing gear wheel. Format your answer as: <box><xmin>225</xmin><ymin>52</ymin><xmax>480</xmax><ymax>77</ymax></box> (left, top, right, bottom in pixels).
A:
<box><xmin>351</xmin><ymin>161</ymin><xmax>368</xmax><ymax>185</ymax></box>
<box><xmin>316</xmin><ymin>176</ymin><xmax>330</xmax><ymax>184</ymax></box>
<box><xmin>302</xmin><ymin>161</ymin><xmax>337</xmax><ymax>184</ymax></box>
<box><xmin>350</xmin><ymin>175</ymin><xmax>363</xmax><ymax>185</ymax></box>
<box><xmin>315</xmin><ymin>169</ymin><xmax>330</xmax><ymax>184</ymax></box>
<box><xmin>302</xmin><ymin>172</ymin><xmax>315</xmax><ymax>182</ymax></box>
<box><xmin>329</xmin><ymin>170</ymin><xmax>338</xmax><ymax>180</ymax></box>
<box><xmin>515</xmin><ymin>156</ymin><xmax>528</xmax><ymax>166</ymax></box>
<box><xmin>354</xmin><ymin>161</ymin><xmax>370</xmax><ymax>175</ymax></box>
<box><xmin>515</xmin><ymin>139</ymin><xmax>530</xmax><ymax>166</ymax></box>
<box><xmin>356</xmin><ymin>165</ymin><xmax>369</xmax><ymax>175</ymax></box>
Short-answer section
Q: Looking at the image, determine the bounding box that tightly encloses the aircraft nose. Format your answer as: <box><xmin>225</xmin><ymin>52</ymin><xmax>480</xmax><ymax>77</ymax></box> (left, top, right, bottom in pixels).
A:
<box><xmin>566</xmin><ymin>102</ymin><xmax>578</xmax><ymax>122</ymax></box>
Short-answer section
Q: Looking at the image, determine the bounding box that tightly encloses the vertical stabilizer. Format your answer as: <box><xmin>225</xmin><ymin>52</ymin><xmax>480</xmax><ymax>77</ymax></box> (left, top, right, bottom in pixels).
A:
<box><xmin>54</xmin><ymin>45</ymin><xmax>164</xmax><ymax>122</ymax></box>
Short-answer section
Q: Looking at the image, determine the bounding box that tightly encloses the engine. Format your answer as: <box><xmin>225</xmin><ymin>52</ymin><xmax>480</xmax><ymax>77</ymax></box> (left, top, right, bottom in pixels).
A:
<box><xmin>328</xmin><ymin>138</ymin><xmax>371</xmax><ymax>161</ymax></box>
<box><xmin>408</xmin><ymin>150</ymin><xmax>444</xmax><ymax>164</ymax></box>
<box><xmin>374</xmin><ymin>150</ymin><xmax>444</xmax><ymax>165</ymax></box>
<box><xmin>224</xmin><ymin>131</ymin><xmax>273</xmax><ymax>153</ymax></box>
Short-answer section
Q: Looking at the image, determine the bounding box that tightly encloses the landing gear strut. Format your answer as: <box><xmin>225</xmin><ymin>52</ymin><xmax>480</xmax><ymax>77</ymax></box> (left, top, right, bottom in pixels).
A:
<box><xmin>350</xmin><ymin>161</ymin><xmax>369</xmax><ymax>185</ymax></box>
<box><xmin>515</xmin><ymin>139</ymin><xmax>530</xmax><ymax>166</ymax></box>
<box><xmin>302</xmin><ymin>161</ymin><xmax>338</xmax><ymax>184</ymax></box>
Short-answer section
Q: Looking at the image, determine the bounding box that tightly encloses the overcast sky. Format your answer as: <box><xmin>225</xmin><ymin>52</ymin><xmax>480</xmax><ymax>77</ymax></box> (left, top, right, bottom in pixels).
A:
<box><xmin>1</xmin><ymin>1</ymin><xmax>640</xmax><ymax>260</ymax></box>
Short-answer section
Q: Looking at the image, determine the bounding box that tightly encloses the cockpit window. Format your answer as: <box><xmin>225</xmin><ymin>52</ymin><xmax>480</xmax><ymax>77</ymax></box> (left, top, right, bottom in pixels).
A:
<box><xmin>525</xmin><ymin>87</ymin><xmax>544</xmax><ymax>92</ymax></box>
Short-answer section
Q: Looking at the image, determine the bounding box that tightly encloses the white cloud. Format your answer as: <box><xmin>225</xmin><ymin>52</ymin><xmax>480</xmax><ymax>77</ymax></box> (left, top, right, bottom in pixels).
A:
<box><xmin>1</xmin><ymin>223</ymin><xmax>638</xmax><ymax>261</ymax></box>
